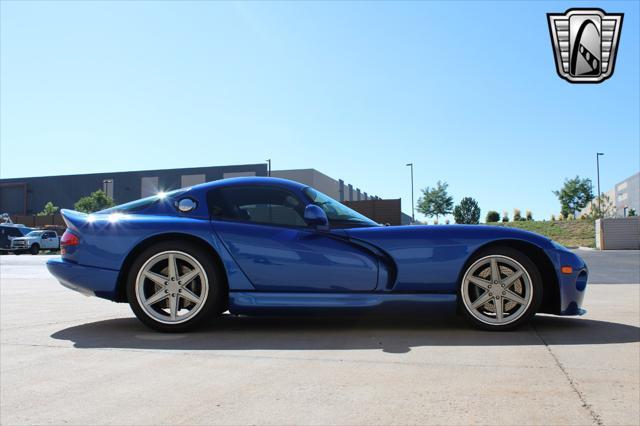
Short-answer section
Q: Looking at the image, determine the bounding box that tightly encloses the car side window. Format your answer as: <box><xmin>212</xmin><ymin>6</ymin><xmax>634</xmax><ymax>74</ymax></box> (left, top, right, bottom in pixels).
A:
<box><xmin>208</xmin><ymin>187</ymin><xmax>307</xmax><ymax>227</ymax></box>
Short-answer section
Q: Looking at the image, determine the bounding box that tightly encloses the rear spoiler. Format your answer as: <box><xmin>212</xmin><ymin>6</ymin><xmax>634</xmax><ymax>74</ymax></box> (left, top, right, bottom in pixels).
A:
<box><xmin>60</xmin><ymin>209</ymin><xmax>88</xmax><ymax>232</ymax></box>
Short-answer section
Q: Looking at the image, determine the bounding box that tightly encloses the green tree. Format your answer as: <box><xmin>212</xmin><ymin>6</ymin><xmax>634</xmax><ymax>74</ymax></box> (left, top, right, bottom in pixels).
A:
<box><xmin>416</xmin><ymin>181</ymin><xmax>453</xmax><ymax>221</ymax></box>
<box><xmin>485</xmin><ymin>210</ymin><xmax>500</xmax><ymax>223</ymax></box>
<box><xmin>37</xmin><ymin>201</ymin><xmax>59</xmax><ymax>216</ymax></box>
<box><xmin>453</xmin><ymin>197</ymin><xmax>480</xmax><ymax>224</ymax></box>
<box><xmin>74</xmin><ymin>190</ymin><xmax>115</xmax><ymax>213</ymax></box>
<box><xmin>553</xmin><ymin>176</ymin><xmax>594</xmax><ymax>219</ymax></box>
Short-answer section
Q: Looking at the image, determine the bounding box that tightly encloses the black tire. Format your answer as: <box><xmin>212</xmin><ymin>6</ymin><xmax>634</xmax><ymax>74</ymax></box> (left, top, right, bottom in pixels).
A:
<box><xmin>126</xmin><ymin>240</ymin><xmax>225</xmax><ymax>332</ymax></box>
<box><xmin>458</xmin><ymin>246</ymin><xmax>543</xmax><ymax>331</ymax></box>
<box><xmin>30</xmin><ymin>244</ymin><xmax>40</xmax><ymax>255</ymax></box>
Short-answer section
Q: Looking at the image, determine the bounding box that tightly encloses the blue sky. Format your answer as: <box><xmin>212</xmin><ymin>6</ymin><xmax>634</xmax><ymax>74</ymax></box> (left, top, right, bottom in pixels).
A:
<box><xmin>1</xmin><ymin>1</ymin><xmax>638</xmax><ymax>221</ymax></box>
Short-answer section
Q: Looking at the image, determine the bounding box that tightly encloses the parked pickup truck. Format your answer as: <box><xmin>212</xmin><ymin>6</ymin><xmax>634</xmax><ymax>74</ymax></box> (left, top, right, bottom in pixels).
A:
<box><xmin>11</xmin><ymin>230</ymin><xmax>60</xmax><ymax>255</ymax></box>
<box><xmin>0</xmin><ymin>224</ymin><xmax>33</xmax><ymax>252</ymax></box>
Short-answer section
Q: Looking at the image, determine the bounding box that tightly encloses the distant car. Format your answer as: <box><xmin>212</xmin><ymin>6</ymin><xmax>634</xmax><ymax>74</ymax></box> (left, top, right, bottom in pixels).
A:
<box><xmin>47</xmin><ymin>177</ymin><xmax>588</xmax><ymax>332</ymax></box>
<box><xmin>11</xmin><ymin>230</ymin><xmax>60</xmax><ymax>255</ymax></box>
<box><xmin>0</xmin><ymin>224</ymin><xmax>33</xmax><ymax>253</ymax></box>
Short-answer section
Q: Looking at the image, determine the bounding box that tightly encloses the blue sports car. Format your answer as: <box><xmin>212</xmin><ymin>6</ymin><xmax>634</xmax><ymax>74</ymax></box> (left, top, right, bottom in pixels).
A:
<box><xmin>47</xmin><ymin>177</ymin><xmax>588</xmax><ymax>332</ymax></box>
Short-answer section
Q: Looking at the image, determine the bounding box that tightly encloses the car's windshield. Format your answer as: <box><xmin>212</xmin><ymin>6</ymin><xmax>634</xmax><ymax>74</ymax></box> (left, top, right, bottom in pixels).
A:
<box><xmin>26</xmin><ymin>231</ymin><xmax>43</xmax><ymax>237</ymax></box>
<box><xmin>303</xmin><ymin>187</ymin><xmax>379</xmax><ymax>227</ymax></box>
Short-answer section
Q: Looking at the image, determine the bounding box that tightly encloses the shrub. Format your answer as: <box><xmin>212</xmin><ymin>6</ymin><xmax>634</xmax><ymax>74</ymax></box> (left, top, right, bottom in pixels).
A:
<box><xmin>525</xmin><ymin>210</ymin><xmax>533</xmax><ymax>221</ymax></box>
<box><xmin>551</xmin><ymin>214</ymin><xmax>556</xmax><ymax>221</ymax></box>
<box><xmin>445</xmin><ymin>219</ymin><xmax>450</xmax><ymax>224</ymax></box>
<box><xmin>502</xmin><ymin>211</ymin><xmax>509</xmax><ymax>222</ymax></box>
<box><xmin>486</xmin><ymin>211</ymin><xmax>500</xmax><ymax>223</ymax></box>
<box><xmin>513</xmin><ymin>208</ymin><xmax>522</xmax><ymax>221</ymax></box>
<box><xmin>557</xmin><ymin>214</ymin><xmax>564</xmax><ymax>221</ymax></box>
<box><xmin>629</xmin><ymin>209</ymin><xmax>637</xmax><ymax>217</ymax></box>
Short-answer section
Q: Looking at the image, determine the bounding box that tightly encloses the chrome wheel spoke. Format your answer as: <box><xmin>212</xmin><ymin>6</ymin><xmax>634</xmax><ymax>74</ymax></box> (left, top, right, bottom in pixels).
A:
<box><xmin>180</xmin><ymin>287</ymin><xmax>201</xmax><ymax>304</ymax></box>
<box><xmin>490</xmin><ymin>258</ymin><xmax>500</xmax><ymax>282</ymax></box>
<box><xmin>502</xmin><ymin>270</ymin><xmax>523</xmax><ymax>289</ymax></box>
<box><xmin>167</xmin><ymin>254</ymin><xmax>178</xmax><ymax>280</ymax></box>
<box><xmin>179</xmin><ymin>269</ymin><xmax>200</xmax><ymax>286</ymax></box>
<box><xmin>168</xmin><ymin>294</ymin><xmax>178</xmax><ymax>320</ymax></box>
<box><xmin>503</xmin><ymin>289</ymin><xmax>526</xmax><ymax>306</ymax></box>
<box><xmin>495</xmin><ymin>297</ymin><xmax>504</xmax><ymax>321</ymax></box>
<box><xmin>471</xmin><ymin>292</ymin><xmax>492</xmax><ymax>309</ymax></box>
<box><xmin>468</xmin><ymin>276</ymin><xmax>491</xmax><ymax>290</ymax></box>
<box><xmin>144</xmin><ymin>271</ymin><xmax>168</xmax><ymax>286</ymax></box>
<box><xmin>145</xmin><ymin>289</ymin><xmax>168</xmax><ymax>306</ymax></box>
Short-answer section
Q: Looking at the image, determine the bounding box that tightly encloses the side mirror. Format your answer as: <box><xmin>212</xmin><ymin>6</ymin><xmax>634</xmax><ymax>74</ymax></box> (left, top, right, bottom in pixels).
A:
<box><xmin>304</xmin><ymin>205</ymin><xmax>329</xmax><ymax>230</ymax></box>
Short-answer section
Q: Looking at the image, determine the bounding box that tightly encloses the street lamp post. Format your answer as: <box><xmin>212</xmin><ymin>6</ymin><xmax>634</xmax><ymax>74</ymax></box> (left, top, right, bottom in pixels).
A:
<box><xmin>406</xmin><ymin>163</ymin><xmax>414</xmax><ymax>223</ymax></box>
<box><xmin>596</xmin><ymin>153</ymin><xmax>604</xmax><ymax>218</ymax></box>
<box><xmin>266</xmin><ymin>159</ymin><xmax>271</xmax><ymax>177</ymax></box>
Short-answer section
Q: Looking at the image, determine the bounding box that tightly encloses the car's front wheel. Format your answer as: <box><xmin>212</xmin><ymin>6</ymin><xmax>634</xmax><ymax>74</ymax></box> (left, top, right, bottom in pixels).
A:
<box><xmin>459</xmin><ymin>247</ymin><xmax>542</xmax><ymax>331</ymax></box>
<box><xmin>30</xmin><ymin>244</ymin><xmax>40</xmax><ymax>255</ymax></box>
<box><xmin>126</xmin><ymin>241</ymin><xmax>225</xmax><ymax>332</ymax></box>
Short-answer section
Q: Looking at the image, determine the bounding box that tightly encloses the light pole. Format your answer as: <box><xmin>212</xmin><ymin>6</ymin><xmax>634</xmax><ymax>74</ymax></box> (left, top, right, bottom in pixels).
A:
<box><xmin>406</xmin><ymin>163</ymin><xmax>414</xmax><ymax>223</ymax></box>
<box><xmin>596</xmin><ymin>153</ymin><xmax>604</xmax><ymax>217</ymax></box>
<box><xmin>266</xmin><ymin>159</ymin><xmax>271</xmax><ymax>177</ymax></box>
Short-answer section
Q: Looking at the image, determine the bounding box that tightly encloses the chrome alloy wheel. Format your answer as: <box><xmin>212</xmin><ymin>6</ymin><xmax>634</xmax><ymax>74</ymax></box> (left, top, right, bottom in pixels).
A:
<box><xmin>135</xmin><ymin>251</ymin><xmax>209</xmax><ymax>325</ymax></box>
<box><xmin>461</xmin><ymin>255</ymin><xmax>533</xmax><ymax>326</ymax></box>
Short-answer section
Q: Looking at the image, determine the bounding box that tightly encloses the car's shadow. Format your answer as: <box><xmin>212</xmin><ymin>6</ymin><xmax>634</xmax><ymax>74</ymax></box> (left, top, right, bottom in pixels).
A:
<box><xmin>51</xmin><ymin>313</ymin><xmax>640</xmax><ymax>353</ymax></box>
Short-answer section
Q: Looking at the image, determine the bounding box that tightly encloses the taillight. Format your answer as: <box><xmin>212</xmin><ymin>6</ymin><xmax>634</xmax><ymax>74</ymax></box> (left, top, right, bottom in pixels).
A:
<box><xmin>60</xmin><ymin>230</ymin><xmax>79</xmax><ymax>255</ymax></box>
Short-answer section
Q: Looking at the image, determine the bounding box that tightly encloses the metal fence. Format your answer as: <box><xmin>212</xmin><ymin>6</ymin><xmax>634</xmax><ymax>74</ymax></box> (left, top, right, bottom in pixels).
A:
<box><xmin>11</xmin><ymin>214</ymin><xmax>65</xmax><ymax>228</ymax></box>
<box><xmin>596</xmin><ymin>217</ymin><xmax>640</xmax><ymax>250</ymax></box>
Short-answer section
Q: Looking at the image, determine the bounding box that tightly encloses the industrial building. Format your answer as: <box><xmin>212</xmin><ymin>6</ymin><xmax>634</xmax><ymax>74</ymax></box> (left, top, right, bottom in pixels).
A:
<box><xmin>580</xmin><ymin>171</ymin><xmax>640</xmax><ymax>217</ymax></box>
<box><xmin>0</xmin><ymin>164</ymin><xmax>411</xmax><ymax>224</ymax></box>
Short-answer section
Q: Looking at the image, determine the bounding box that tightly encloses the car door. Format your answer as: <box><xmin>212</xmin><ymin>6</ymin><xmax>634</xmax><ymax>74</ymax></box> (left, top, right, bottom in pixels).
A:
<box><xmin>208</xmin><ymin>185</ymin><xmax>378</xmax><ymax>292</ymax></box>
<box><xmin>43</xmin><ymin>232</ymin><xmax>58</xmax><ymax>249</ymax></box>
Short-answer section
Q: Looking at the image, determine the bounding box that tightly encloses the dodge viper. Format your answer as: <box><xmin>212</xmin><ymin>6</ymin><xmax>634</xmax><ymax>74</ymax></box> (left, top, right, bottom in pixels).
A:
<box><xmin>47</xmin><ymin>177</ymin><xmax>588</xmax><ymax>332</ymax></box>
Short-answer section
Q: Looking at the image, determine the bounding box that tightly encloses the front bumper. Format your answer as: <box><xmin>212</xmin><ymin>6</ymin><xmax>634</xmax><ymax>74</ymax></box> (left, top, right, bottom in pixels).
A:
<box><xmin>552</xmin><ymin>249</ymin><xmax>588</xmax><ymax>316</ymax></box>
<box><xmin>11</xmin><ymin>240</ymin><xmax>29</xmax><ymax>250</ymax></box>
<box><xmin>46</xmin><ymin>258</ymin><xmax>120</xmax><ymax>300</ymax></box>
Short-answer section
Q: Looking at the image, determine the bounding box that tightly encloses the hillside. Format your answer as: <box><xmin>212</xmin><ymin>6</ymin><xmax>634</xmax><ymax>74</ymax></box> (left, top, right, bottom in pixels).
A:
<box><xmin>487</xmin><ymin>220</ymin><xmax>595</xmax><ymax>248</ymax></box>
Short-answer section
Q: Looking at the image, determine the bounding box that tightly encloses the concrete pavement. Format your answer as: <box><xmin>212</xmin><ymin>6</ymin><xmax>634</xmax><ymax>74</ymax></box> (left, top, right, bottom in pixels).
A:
<box><xmin>1</xmin><ymin>255</ymin><xmax>638</xmax><ymax>425</ymax></box>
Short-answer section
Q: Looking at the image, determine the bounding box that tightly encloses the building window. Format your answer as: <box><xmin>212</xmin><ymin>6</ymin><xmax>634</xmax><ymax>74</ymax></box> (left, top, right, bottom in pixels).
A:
<box><xmin>181</xmin><ymin>174</ymin><xmax>205</xmax><ymax>188</ymax></box>
<box><xmin>141</xmin><ymin>177</ymin><xmax>158</xmax><ymax>198</ymax></box>
<box><xmin>102</xmin><ymin>179</ymin><xmax>114</xmax><ymax>200</ymax></box>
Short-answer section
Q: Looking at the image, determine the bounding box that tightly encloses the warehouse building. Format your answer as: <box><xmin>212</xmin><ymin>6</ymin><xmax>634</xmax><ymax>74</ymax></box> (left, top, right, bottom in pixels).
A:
<box><xmin>0</xmin><ymin>164</ymin><xmax>408</xmax><ymax>222</ymax></box>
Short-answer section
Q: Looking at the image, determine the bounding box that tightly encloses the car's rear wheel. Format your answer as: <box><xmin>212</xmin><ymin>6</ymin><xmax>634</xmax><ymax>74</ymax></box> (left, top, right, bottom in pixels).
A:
<box><xmin>126</xmin><ymin>241</ymin><xmax>224</xmax><ymax>332</ymax></box>
<box><xmin>30</xmin><ymin>244</ymin><xmax>40</xmax><ymax>255</ymax></box>
<box><xmin>459</xmin><ymin>247</ymin><xmax>542</xmax><ymax>331</ymax></box>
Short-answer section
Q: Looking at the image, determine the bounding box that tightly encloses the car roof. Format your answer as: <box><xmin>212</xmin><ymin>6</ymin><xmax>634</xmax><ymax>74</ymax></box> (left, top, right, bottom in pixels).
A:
<box><xmin>189</xmin><ymin>176</ymin><xmax>309</xmax><ymax>193</ymax></box>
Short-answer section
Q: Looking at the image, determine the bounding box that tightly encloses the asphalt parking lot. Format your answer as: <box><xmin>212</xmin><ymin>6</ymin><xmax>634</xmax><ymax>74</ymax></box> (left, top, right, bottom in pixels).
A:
<box><xmin>1</xmin><ymin>252</ymin><xmax>639</xmax><ymax>425</ymax></box>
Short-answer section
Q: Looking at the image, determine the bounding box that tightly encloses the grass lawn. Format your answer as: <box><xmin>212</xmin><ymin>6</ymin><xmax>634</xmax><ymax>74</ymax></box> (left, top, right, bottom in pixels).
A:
<box><xmin>487</xmin><ymin>219</ymin><xmax>596</xmax><ymax>248</ymax></box>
